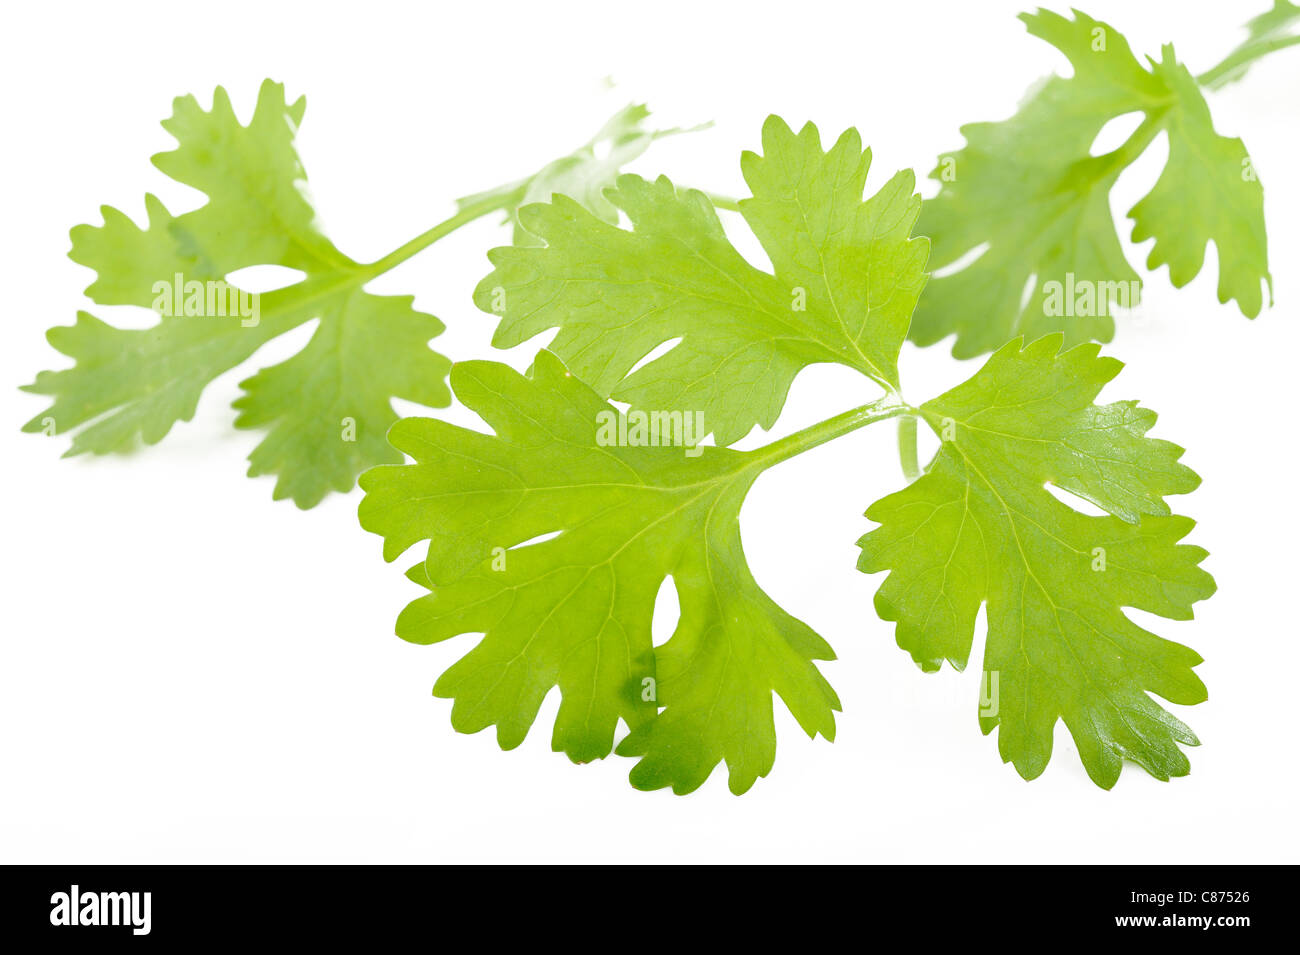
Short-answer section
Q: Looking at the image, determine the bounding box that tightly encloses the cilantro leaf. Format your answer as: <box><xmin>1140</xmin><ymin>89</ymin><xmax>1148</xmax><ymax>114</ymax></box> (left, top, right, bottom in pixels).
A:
<box><xmin>473</xmin><ymin>116</ymin><xmax>929</xmax><ymax>445</ymax></box>
<box><xmin>456</xmin><ymin>103</ymin><xmax>706</xmax><ymax>247</ymax></box>
<box><xmin>358</xmin><ymin>351</ymin><xmax>841</xmax><ymax>795</ymax></box>
<box><xmin>1130</xmin><ymin>55</ymin><xmax>1269</xmax><ymax>305</ymax></box>
<box><xmin>912</xmin><ymin>9</ymin><xmax>1272</xmax><ymax>358</ymax></box>
<box><xmin>858</xmin><ymin>335</ymin><xmax>1215</xmax><ymax>787</ymax></box>
<box><xmin>21</xmin><ymin>80</ymin><xmax>451</xmax><ymax>507</ymax></box>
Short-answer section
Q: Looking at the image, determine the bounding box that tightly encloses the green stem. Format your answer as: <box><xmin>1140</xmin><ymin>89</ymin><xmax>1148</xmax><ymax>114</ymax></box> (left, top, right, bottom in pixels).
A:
<box><xmin>1198</xmin><ymin>34</ymin><xmax>1300</xmax><ymax>90</ymax></box>
<box><xmin>364</xmin><ymin>186</ymin><xmax>525</xmax><ymax>277</ymax></box>
<box><xmin>1103</xmin><ymin>112</ymin><xmax>1165</xmax><ymax>171</ymax></box>
<box><xmin>750</xmin><ymin>394</ymin><xmax>913</xmax><ymax>471</ymax></box>
<box><xmin>703</xmin><ymin>192</ymin><xmax>743</xmax><ymax>212</ymax></box>
<box><xmin>364</xmin><ymin>183</ymin><xmax>738</xmax><ymax>279</ymax></box>
<box><xmin>897</xmin><ymin>415</ymin><xmax>920</xmax><ymax>482</ymax></box>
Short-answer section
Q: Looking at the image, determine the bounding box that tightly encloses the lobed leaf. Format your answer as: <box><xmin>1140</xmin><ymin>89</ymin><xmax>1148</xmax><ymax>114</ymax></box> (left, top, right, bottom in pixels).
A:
<box><xmin>359</xmin><ymin>352</ymin><xmax>839</xmax><ymax>794</ymax></box>
<box><xmin>22</xmin><ymin>80</ymin><xmax>450</xmax><ymax>507</ymax></box>
<box><xmin>474</xmin><ymin>115</ymin><xmax>929</xmax><ymax>445</ymax></box>
<box><xmin>858</xmin><ymin>335</ymin><xmax>1214</xmax><ymax>787</ymax></box>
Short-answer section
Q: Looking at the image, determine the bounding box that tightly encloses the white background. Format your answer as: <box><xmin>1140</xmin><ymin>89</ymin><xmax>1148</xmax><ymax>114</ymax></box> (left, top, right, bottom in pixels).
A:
<box><xmin>2</xmin><ymin>0</ymin><xmax>1297</xmax><ymax>863</ymax></box>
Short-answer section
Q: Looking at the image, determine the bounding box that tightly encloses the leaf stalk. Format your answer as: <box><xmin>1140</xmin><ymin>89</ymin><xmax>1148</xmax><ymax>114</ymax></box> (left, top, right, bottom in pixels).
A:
<box><xmin>897</xmin><ymin>414</ymin><xmax>921</xmax><ymax>482</ymax></box>
<box><xmin>1198</xmin><ymin>33</ymin><xmax>1300</xmax><ymax>90</ymax></box>
<box><xmin>365</xmin><ymin>186</ymin><xmax>527</xmax><ymax>277</ymax></box>
<box><xmin>748</xmin><ymin>393</ymin><xmax>914</xmax><ymax>472</ymax></box>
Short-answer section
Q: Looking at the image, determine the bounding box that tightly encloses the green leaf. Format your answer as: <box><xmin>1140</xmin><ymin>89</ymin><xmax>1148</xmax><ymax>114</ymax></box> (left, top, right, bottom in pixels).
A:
<box><xmin>858</xmin><ymin>335</ymin><xmax>1215</xmax><ymax>788</ymax></box>
<box><xmin>474</xmin><ymin>115</ymin><xmax>929</xmax><ymax>445</ymax></box>
<box><xmin>913</xmin><ymin>9</ymin><xmax>1271</xmax><ymax>358</ymax></box>
<box><xmin>22</xmin><ymin>80</ymin><xmax>451</xmax><ymax>507</ymax></box>
<box><xmin>456</xmin><ymin>103</ymin><xmax>706</xmax><ymax>247</ymax></box>
<box><xmin>1130</xmin><ymin>52</ymin><xmax>1269</xmax><ymax>301</ymax></box>
<box><xmin>358</xmin><ymin>351</ymin><xmax>840</xmax><ymax>795</ymax></box>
